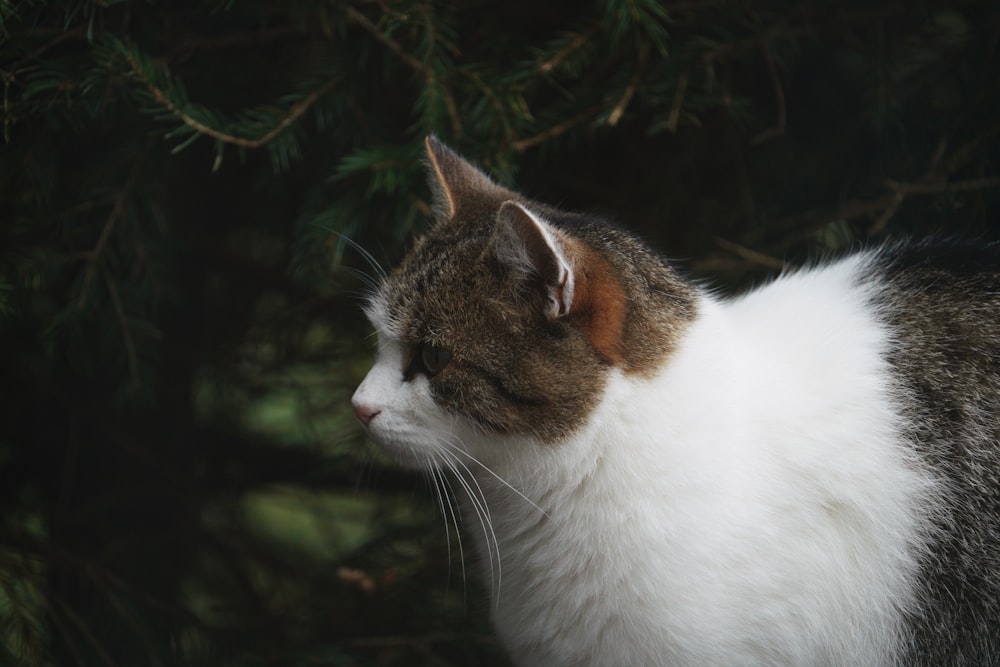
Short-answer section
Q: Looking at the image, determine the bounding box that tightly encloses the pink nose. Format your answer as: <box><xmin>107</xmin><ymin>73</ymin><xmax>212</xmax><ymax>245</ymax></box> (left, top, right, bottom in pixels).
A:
<box><xmin>352</xmin><ymin>400</ymin><xmax>381</xmax><ymax>427</ymax></box>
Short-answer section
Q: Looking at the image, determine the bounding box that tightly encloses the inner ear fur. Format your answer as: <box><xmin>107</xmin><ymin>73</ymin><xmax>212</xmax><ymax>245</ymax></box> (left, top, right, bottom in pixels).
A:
<box><xmin>495</xmin><ymin>201</ymin><xmax>576</xmax><ymax>319</ymax></box>
<box><xmin>495</xmin><ymin>201</ymin><xmax>627</xmax><ymax>365</ymax></box>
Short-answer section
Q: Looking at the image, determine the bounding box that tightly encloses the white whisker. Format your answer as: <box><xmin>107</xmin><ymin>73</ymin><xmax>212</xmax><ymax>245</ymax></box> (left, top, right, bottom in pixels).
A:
<box><xmin>435</xmin><ymin>465</ymin><xmax>468</xmax><ymax>604</ymax></box>
<box><xmin>329</xmin><ymin>229</ymin><xmax>389</xmax><ymax>281</ymax></box>
<box><xmin>439</xmin><ymin>445</ymin><xmax>501</xmax><ymax>602</ymax></box>
<box><xmin>427</xmin><ymin>457</ymin><xmax>470</xmax><ymax>600</ymax></box>
<box><xmin>445</xmin><ymin>441</ymin><xmax>551</xmax><ymax>520</ymax></box>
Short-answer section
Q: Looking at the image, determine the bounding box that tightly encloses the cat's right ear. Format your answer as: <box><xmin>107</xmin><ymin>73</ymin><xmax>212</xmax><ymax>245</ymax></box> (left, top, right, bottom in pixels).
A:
<box><xmin>495</xmin><ymin>201</ymin><xmax>576</xmax><ymax>320</ymax></box>
<box><xmin>424</xmin><ymin>136</ymin><xmax>504</xmax><ymax>221</ymax></box>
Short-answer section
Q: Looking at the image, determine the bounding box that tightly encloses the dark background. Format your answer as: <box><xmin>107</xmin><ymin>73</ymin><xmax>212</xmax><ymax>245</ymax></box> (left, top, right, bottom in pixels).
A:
<box><xmin>2</xmin><ymin>1</ymin><xmax>999</xmax><ymax>665</ymax></box>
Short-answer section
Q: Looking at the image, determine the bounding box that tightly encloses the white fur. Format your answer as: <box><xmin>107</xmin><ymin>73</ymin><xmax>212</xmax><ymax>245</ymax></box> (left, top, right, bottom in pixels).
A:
<box><xmin>352</xmin><ymin>252</ymin><xmax>941</xmax><ymax>667</ymax></box>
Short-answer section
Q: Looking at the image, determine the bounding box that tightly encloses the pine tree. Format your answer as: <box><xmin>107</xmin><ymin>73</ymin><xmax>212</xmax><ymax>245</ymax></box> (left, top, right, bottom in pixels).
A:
<box><xmin>1</xmin><ymin>0</ymin><xmax>998</xmax><ymax>664</ymax></box>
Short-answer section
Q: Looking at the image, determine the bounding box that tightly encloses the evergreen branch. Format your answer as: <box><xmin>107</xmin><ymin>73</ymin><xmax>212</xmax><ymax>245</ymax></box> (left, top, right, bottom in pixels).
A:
<box><xmin>97</xmin><ymin>581</ymin><xmax>166</xmax><ymax>667</ymax></box>
<box><xmin>344</xmin><ymin>5</ymin><xmax>424</xmax><ymax>73</ymax></box>
<box><xmin>6</xmin><ymin>27</ymin><xmax>86</xmax><ymax>74</ymax></box>
<box><xmin>122</xmin><ymin>49</ymin><xmax>340</xmax><ymax>149</ymax></box>
<box><xmin>344</xmin><ymin>4</ymin><xmax>462</xmax><ymax>136</ymax></box>
<box><xmin>174</xmin><ymin>25</ymin><xmax>307</xmax><ymax>51</ymax></box>
<box><xmin>428</xmin><ymin>67</ymin><xmax>462</xmax><ymax>138</ymax></box>
<box><xmin>714</xmin><ymin>237</ymin><xmax>790</xmax><ymax>271</ymax></box>
<box><xmin>539</xmin><ymin>22</ymin><xmax>602</xmax><ymax>74</ymax></box>
<box><xmin>665</xmin><ymin>66</ymin><xmax>689</xmax><ymax>132</ymax></box>
<box><xmin>663</xmin><ymin>0</ymin><xmax>743</xmax><ymax>11</ymax></box>
<box><xmin>511</xmin><ymin>103</ymin><xmax>604</xmax><ymax>151</ymax></box>
<box><xmin>743</xmin><ymin>172</ymin><xmax>1000</xmax><ymax>249</ymax></box>
<box><xmin>48</xmin><ymin>597</ymin><xmax>117</xmax><ymax>667</ymax></box>
<box><xmin>461</xmin><ymin>69</ymin><xmax>514</xmax><ymax>141</ymax></box>
<box><xmin>77</xmin><ymin>146</ymin><xmax>147</xmax><ymax>310</ymax></box>
<box><xmin>750</xmin><ymin>40</ymin><xmax>786</xmax><ymax>144</ymax></box>
<box><xmin>104</xmin><ymin>268</ymin><xmax>139</xmax><ymax>386</ymax></box>
<box><xmin>943</xmin><ymin>121</ymin><xmax>1000</xmax><ymax>175</ymax></box>
<box><xmin>608</xmin><ymin>43</ymin><xmax>650</xmax><ymax>126</ymax></box>
<box><xmin>887</xmin><ymin>176</ymin><xmax>1000</xmax><ymax>197</ymax></box>
<box><xmin>869</xmin><ymin>176</ymin><xmax>1000</xmax><ymax>234</ymax></box>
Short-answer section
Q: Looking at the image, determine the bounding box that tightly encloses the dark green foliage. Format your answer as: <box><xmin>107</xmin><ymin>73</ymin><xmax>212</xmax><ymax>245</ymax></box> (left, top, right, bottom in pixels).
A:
<box><xmin>1</xmin><ymin>0</ymin><xmax>998</xmax><ymax>664</ymax></box>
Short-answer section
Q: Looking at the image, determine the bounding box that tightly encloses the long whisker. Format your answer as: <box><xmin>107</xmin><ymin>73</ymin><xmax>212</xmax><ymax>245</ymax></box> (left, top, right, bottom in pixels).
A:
<box><xmin>440</xmin><ymin>446</ymin><xmax>501</xmax><ymax>601</ymax></box>
<box><xmin>326</xmin><ymin>229</ymin><xmax>389</xmax><ymax>281</ymax></box>
<box><xmin>426</xmin><ymin>460</ymin><xmax>454</xmax><ymax>589</ymax></box>
<box><xmin>344</xmin><ymin>266</ymin><xmax>382</xmax><ymax>294</ymax></box>
<box><xmin>441</xmin><ymin>439</ymin><xmax>496</xmax><ymax>526</ymax></box>
<box><xmin>445</xmin><ymin>442</ymin><xmax>550</xmax><ymax>520</ymax></box>
<box><xmin>445</xmin><ymin>453</ymin><xmax>496</xmax><ymax>584</ymax></box>
<box><xmin>435</xmin><ymin>465</ymin><xmax>468</xmax><ymax>604</ymax></box>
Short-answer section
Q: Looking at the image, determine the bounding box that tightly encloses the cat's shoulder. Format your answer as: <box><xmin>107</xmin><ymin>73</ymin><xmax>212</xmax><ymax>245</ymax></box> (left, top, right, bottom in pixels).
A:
<box><xmin>857</xmin><ymin>238</ymin><xmax>1000</xmax><ymax>282</ymax></box>
<box><xmin>751</xmin><ymin>239</ymin><xmax>1000</xmax><ymax>304</ymax></box>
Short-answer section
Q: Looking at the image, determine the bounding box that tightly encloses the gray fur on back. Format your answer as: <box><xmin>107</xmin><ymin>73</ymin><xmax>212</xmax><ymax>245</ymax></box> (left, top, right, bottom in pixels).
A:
<box><xmin>868</xmin><ymin>243</ymin><xmax>1000</xmax><ymax>664</ymax></box>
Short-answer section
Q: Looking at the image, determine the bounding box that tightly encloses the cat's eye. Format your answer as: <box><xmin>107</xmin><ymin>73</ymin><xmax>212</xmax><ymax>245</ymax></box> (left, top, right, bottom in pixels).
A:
<box><xmin>419</xmin><ymin>343</ymin><xmax>452</xmax><ymax>377</ymax></box>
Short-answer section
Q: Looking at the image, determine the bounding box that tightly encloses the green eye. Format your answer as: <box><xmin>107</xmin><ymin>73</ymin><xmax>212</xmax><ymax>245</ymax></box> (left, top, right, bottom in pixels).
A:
<box><xmin>420</xmin><ymin>343</ymin><xmax>452</xmax><ymax>376</ymax></box>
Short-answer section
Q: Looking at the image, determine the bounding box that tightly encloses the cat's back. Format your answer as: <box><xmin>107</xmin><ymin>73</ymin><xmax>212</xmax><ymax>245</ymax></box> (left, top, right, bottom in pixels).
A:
<box><xmin>860</xmin><ymin>243</ymin><xmax>1000</xmax><ymax>663</ymax></box>
<box><xmin>639</xmin><ymin>242</ymin><xmax>1000</xmax><ymax>665</ymax></box>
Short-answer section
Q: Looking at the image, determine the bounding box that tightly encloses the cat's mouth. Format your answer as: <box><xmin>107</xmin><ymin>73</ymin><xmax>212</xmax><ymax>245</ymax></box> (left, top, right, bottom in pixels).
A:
<box><xmin>360</xmin><ymin>417</ymin><xmax>444</xmax><ymax>469</ymax></box>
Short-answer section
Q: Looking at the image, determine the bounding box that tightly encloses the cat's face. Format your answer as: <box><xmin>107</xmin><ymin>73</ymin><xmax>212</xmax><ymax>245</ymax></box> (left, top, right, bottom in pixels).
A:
<box><xmin>351</xmin><ymin>139</ymin><xmax>614</xmax><ymax>467</ymax></box>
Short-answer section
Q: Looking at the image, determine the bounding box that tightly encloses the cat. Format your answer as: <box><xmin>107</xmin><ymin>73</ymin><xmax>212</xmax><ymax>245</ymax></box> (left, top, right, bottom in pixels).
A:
<box><xmin>351</xmin><ymin>136</ymin><xmax>1000</xmax><ymax>666</ymax></box>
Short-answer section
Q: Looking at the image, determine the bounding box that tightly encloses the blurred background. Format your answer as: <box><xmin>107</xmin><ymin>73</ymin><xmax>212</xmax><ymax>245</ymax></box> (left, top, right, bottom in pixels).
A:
<box><xmin>2</xmin><ymin>1</ymin><xmax>999</xmax><ymax>665</ymax></box>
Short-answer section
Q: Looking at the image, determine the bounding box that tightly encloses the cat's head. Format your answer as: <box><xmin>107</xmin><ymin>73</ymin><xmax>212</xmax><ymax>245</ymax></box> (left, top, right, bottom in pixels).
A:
<box><xmin>351</xmin><ymin>137</ymin><xmax>695</xmax><ymax>468</ymax></box>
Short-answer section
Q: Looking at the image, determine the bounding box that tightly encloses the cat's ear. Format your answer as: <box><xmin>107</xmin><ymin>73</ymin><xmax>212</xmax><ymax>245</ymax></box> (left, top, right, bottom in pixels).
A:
<box><xmin>424</xmin><ymin>135</ymin><xmax>506</xmax><ymax>221</ymax></box>
<box><xmin>496</xmin><ymin>201</ymin><xmax>575</xmax><ymax>319</ymax></box>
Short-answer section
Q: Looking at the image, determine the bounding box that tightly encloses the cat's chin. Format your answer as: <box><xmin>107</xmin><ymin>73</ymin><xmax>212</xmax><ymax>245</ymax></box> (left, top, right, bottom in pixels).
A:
<box><xmin>364</xmin><ymin>427</ymin><xmax>445</xmax><ymax>470</ymax></box>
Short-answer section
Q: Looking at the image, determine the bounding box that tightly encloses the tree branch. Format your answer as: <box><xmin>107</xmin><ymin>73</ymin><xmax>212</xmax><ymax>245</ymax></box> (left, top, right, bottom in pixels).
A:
<box><xmin>539</xmin><ymin>22</ymin><xmax>603</xmax><ymax>74</ymax></box>
<box><xmin>344</xmin><ymin>5</ymin><xmax>424</xmax><ymax>73</ymax></box>
<box><xmin>714</xmin><ymin>237</ymin><xmax>790</xmax><ymax>271</ymax></box>
<box><xmin>511</xmin><ymin>104</ymin><xmax>604</xmax><ymax>152</ymax></box>
<box><xmin>123</xmin><ymin>51</ymin><xmax>339</xmax><ymax>149</ymax></box>
<box><xmin>608</xmin><ymin>44</ymin><xmax>649</xmax><ymax>126</ymax></box>
<box><xmin>751</xmin><ymin>40</ymin><xmax>786</xmax><ymax>144</ymax></box>
<box><xmin>104</xmin><ymin>269</ymin><xmax>139</xmax><ymax>387</ymax></box>
<box><xmin>868</xmin><ymin>176</ymin><xmax>1000</xmax><ymax>234</ymax></box>
<box><xmin>77</xmin><ymin>147</ymin><xmax>148</xmax><ymax>310</ymax></box>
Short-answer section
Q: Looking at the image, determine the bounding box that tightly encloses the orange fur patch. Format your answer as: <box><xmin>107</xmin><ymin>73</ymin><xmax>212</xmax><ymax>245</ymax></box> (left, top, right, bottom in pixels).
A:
<box><xmin>567</xmin><ymin>243</ymin><xmax>627</xmax><ymax>368</ymax></box>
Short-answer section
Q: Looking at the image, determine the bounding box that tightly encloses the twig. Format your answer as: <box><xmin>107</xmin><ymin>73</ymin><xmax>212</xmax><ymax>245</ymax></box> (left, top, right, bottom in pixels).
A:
<box><xmin>124</xmin><ymin>50</ymin><xmax>339</xmax><ymax>149</ymax></box>
<box><xmin>174</xmin><ymin>26</ymin><xmax>306</xmax><ymax>51</ymax></box>
<box><xmin>462</xmin><ymin>69</ymin><xmax>515</xmax><ymax>141</ymax></box>
<box><xmin>77</xmin><ymin>148</ymin><xmax>148</xmax><ymax>310</ymax></box>
<box><xmin>345</xmin><ymin>5</ymin><xmax>462</xmax><ymax>136</ymax></box>
<box><xmin>868</xmin><ymin>176</ymin><xmax>1000</xmax><ymax>234</ymax></box>
<box><xmin>511</xmin><ymin>104</ymin><xmax>604</xmax><ymax>152</ymax></box>
<box><xmin>9</xmin><ymin>28</ymin><xmax>86</xmax><ymax>73</ymax></box>
<box><xmin>608</xmin><ymin>44</ymin><xmax>650</xmax><ymax>126</ymax></box>
<box><xmin>867</xmin><ymin>189</ymin><xmax>906</xmax><ymax>235</ymax></box>
<box><xmin>344</xmin><ymin>5</ymin><xmax>424</xmax><ymax>72</ymax></box>
<box><xmin>751</xmin><ymin>40</ymin><xmax>786</xmax><ymax>144</ymax></box>
<box><xmin>540</xmin><ymin>23</ymin><xmax>602</xmax><ymax>74</ymax></box>
<box><xmin>49</xmin><ymin>598</ymin><xmax>118</xmax><ymax>667</ymax></box>
<box><xmin>888</xmin><ymin>176</ymin><xmax>1000</xmax><ymax>196</ymax></box>
<box><xmin>666</xmin><ymin>67</ymin><xmax>689</xmax><ymax>133</ymax></box>
<box><xmin>942</xmin><ymin>121</ymin><xmax>1000</xmax><ymax>174</ymax></box>
<box><xmin>714</xmin><ymin>237</ymin><xmax>789</xmax><ymax>271</ymax></box>
<box><xmin>104</xmin><ymin>269</ymin><xmax>140</xmax><ymax>386</ymax></box>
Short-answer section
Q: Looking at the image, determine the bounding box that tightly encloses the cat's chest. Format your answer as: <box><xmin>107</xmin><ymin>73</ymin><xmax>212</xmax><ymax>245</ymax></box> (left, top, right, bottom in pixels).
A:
<box><xmin>461</xmin><ymin>473</ymin><xmax>676</xmax><ymax>666</ymax></box>
<box><xmin>455</xmin><ymin>323</ymin><xmax>924</xmax><ymax>666</ymax></box>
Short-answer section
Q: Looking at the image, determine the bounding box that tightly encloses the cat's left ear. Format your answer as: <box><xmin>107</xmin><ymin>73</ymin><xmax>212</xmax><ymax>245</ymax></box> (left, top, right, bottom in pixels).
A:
<box><xmin>424</xmin><ymin>135</ymin><xmax>507</xmax><ymax>221</ymax></box>
<box><xmin>495</xmin><ymin>201</ymin><xmax>575</xmax><ymax>319</ymax></box>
